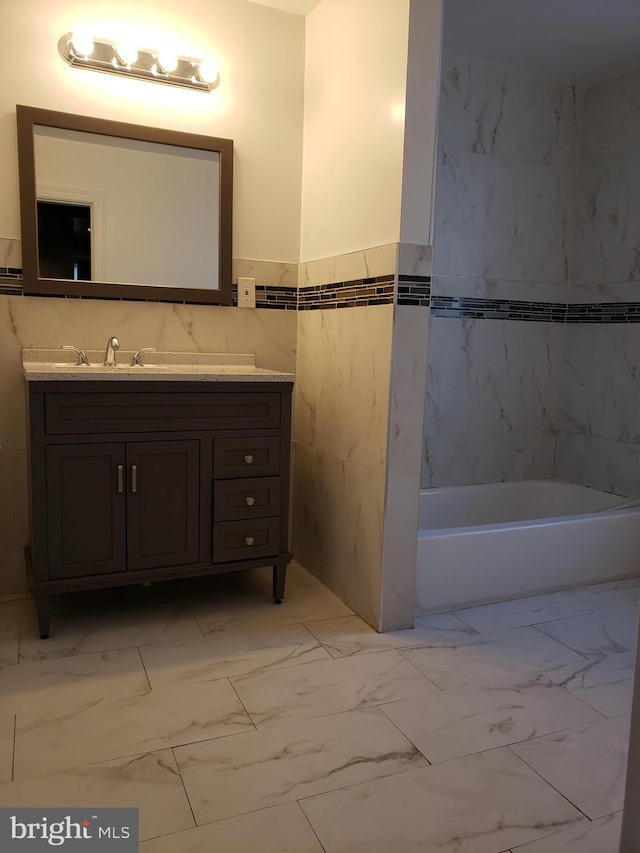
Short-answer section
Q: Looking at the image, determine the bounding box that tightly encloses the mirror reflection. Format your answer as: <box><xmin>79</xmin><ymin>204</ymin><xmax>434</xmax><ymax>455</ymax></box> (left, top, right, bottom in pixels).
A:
<box><xmin>17</xmin><ymin>105</ymin><xmax>233</xmax><ymax>304</ymax></box>
<box><xmin>34</xmin><ymin>126</ymin><xmax>221</xmax><ymax>290</ymax></box>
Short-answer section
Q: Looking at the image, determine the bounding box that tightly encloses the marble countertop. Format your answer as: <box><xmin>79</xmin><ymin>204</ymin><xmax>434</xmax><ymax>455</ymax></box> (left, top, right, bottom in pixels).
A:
<box><xmin>22</xmin><ymin>349</ymin><xmax>295</xmax><ymax>383</ymax></box>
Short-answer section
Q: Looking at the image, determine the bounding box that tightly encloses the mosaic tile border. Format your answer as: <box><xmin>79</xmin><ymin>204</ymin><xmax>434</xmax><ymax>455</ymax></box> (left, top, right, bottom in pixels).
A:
<box><xmin>231</xmin><ymin>283</ymin><xmax>297</xmax><ymax>310</ymax></box>
<box><xmin>5</xmin><ymin>265</ymin><xmax>640</xmax><ymax>322</ymax></box>
<box><xmin>431</xmin><ymin>296</ymin><xmax>567</xmax><ymax>322</ymax></box>
<box><xmin>297</xmin><ymin>275</ymin><xmax>395</xmax><ymax>310</ymax></box>
<box><xmin>566</xmin><ymin>303</ymin><xmax>640</xmax><ymax>323</ymax></box>
<box><xmin>0</xmin><ymin>272</ymin><xmax>22</xmax><ymax>296</ymax></box>
<box><xmin>397</xmin><ymin>275</ymin><xmax>431</xmax><ymax>307</ymax></box>
<box><xmin>431</xmin><ymin>297</ymin><xmax>640</xmax><ymax>323</ymax></box>
<box><xmin>2</xmin><ymin>273</ymin><xmax>399</xmax><ymax>310</ymax></box>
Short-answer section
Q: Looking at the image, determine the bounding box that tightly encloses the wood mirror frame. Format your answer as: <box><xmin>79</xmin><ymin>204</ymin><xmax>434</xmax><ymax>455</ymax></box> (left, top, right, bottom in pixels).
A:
<box><xmin>16</xmin><ymin>105</ymin><xmax>233</xmax><ymax>305</ymax></box>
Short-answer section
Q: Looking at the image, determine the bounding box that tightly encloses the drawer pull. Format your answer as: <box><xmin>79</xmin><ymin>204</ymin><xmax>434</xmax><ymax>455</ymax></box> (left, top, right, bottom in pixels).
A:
<box><xmin>244</xmin><ymin>536</ymin><xmax>255</xmax><ymax>546</ymax></box>
<box><xmin>245</xmin><ymin>496</ymin><xmax>256</xmax><ymax>506</ymax></box>
<box><xmin>244</xmin><ymin>454</ymin><xmax>254</xmax><ymax>464</ymax></box>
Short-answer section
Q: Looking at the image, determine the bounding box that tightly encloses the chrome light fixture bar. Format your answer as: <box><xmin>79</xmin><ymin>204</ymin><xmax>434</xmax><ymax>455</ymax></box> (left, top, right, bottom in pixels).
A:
<box><xmin>58</xmin><ymin>32</ymin><xmax>220</xmax><ymax>92</ymax></box>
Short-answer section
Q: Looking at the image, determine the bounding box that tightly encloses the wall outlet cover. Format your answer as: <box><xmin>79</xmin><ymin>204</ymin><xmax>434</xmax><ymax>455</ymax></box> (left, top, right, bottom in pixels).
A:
<box><xmin>237</xmin><ymin>276</ymin><xmax>256</xmax><ymax>308</ymax></box>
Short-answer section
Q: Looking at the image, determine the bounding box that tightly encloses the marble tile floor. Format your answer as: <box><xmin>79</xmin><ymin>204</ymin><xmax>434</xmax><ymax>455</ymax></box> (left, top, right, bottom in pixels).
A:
<box><xmin>0</xmin><ymin>564</ymin><xmax>636</xmax><ymax>852</ymax></box>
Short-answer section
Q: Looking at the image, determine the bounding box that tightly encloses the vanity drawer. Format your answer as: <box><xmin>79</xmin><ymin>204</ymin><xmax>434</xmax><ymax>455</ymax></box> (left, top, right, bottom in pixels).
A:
<box><xmin>45</xmin><ymin>391</ymin><xmax>281</xmax><ymax>435</ymax></box>
<box><xmin>213</xmin><ymin>477</ymin><xmax>281</xmax><ymax>521</ymax></box>
<box><xmin>212</xmin><ymin>518</ymin><xmax>280</xmax><ymax>563</ymax></box>
<box><xmin>213</xmin><ymin>437</ymin><xmax>280</xmax><ymax>478</ymax></box>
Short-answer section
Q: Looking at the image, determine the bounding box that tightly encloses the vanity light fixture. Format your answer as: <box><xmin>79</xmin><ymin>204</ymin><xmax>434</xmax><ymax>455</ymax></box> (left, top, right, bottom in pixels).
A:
<box><xmin>58</xmin><ymin>32</ymin><xmax>220</xmax><ymax>92</ymax></box>
<box><xmin>114</xmin><ymin>42</ymin><xmax>139</xmax><ymax>68</ymax></box>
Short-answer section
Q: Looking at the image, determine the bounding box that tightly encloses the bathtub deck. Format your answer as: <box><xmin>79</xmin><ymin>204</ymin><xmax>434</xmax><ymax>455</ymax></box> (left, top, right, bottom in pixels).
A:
<box><xmin>0</xmin><ymin>564</ymin><xmax>633</xmax><ymax>852</ymax></box>
<box><xmin>417</xmin><ymin>480</ymin><xmax>640</xmax><ymax>613</ymax></box>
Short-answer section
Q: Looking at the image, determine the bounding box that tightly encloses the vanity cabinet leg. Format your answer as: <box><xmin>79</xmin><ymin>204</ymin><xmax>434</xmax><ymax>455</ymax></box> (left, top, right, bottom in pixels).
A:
<box><xmin>34</xmin><ymin>596</ymin><xmax>50</xmax><ymax>639</ymax></box>
<box><xmin>273</xmin><ymin>564</ymin><xmax>286</xmax><ymax>604</ymax></box>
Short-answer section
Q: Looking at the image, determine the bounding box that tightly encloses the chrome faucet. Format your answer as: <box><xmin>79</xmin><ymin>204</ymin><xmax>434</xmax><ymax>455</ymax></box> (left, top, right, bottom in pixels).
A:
<box><xmin>131</xmin><ymin>347</ymin><xmax>156</xmax><ymax>366</ymax></box>
<box><xmin>61</xmin><ymin>345</ymin><xmax>89</xmax><ymax>365</ymax></box>
<box><xmin>103</xmin><ymin>336</ymin><xmax>120</xmax><ymax>366</ymax></box>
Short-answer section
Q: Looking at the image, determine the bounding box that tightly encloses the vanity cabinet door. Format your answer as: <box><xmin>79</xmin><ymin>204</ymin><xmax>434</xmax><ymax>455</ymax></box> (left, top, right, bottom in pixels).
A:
<box><xmin>126</xmin><ymin>440</ymin><xmax>200</xmax><ymax>571</ymax></box>
<box><xmin>46</xmin><ymin>443</ymin><xmax>127</xmax><ymax>579</ymax></box>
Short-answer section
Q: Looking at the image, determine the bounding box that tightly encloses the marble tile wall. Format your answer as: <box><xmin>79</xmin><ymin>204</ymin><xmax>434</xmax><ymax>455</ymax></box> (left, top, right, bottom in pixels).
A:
<box><xmin>380</xmin><ymin>244</ymin><xmax>431</xmax><ymax>630</ymax></box>
<box><xmin>0</xmin><ymin>238</ymin><xmax>21</xmax><ymax>272</ymax></box>
<box><xmin>292</xmin><ymin>293</ymin><xmax>394</xmax><ymax>628</ymax></box>
<box><xmin>424</xmin><ymin>318</ymin><xmax>564</xmax><ymax>487</ymax></box>
<box><xmin>572</xmin><ymin>66</ymin><xmax>640</xmax><ymax>287</ymax></box>
<box><xmin>0</xmin><ymin>273</ymin><xmax>297</xmax><ymax>595</ymax></box>
<box><xmin>424</xmin><ymin>52</ymin><xmax>582</xmax><ymax>488</ymax></box>
<box><xmin>298</xmin><ymin>244</ymin><xmax>397</xmax><ymax>288</ymax></box>
<box><xmin>559</xmin><ymin>64</ymin><xmax>640</xmax><ymax>496</ymax></box>
<box><xmin>294</xmin><ymin>242</ymin><xmax>433</xmax><ymax>631</ymax></box>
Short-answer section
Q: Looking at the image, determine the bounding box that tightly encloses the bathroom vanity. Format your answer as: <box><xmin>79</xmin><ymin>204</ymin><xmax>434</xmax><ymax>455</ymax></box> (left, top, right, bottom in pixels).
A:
<box><xmin>23</xmin><ymin>349</ymin><xmax>294</xmax><ymax>638</ymax></box>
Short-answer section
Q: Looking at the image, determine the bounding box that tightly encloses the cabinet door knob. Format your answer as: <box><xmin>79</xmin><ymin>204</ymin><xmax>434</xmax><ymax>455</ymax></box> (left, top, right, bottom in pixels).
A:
<box><xmin>244</xmin><ymin>454</ymin><xmax>254</xmax><ymax>464</ymax></box>
<box><xmin>117</xmin><ymin>465</ymin><xmax>124</xmax><ymax>494</ymax></box>
<box><xmin>245</xmin><ymin>496</ymin><xmax>255</xmax><ymax>506</ymax></box>
<box><xmin>244</xmin><ymin>536</ymin><xmax>255</xmax><ymax>546</ymax></box>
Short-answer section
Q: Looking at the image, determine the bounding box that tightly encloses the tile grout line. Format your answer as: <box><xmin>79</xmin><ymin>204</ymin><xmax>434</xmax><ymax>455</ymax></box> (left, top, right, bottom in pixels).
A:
<box><xmin>395</xmin><ymin>648</ymin><xmax>445</xmax><ymax>692</ymax></box>
<box><xmin>136</xmin><ymin>646</ymin><xmax>153</xmax><ymax>693</ymax></box>
<box><xmin>299</xmin><ymin>620</ymin><xmax>343</xmax><ymax>659</ymax></box>
<box><xmin>10</xmin><ymin>713</ymin><xmax>16</xmax><ymax>782</ymax></box>
<box><xmin>220</xmin><ymin>694</ymin><xmax>439</xmax><ymax>734</ymax></box>
<box><xmin>528</xmin><ymin>622</ymin><xmax>592</xmax><ymax>660</ymax></box>
<box><xmin>505</xmin><ymin>741</ymin><xmax>599</xmax><ymax>822</ymax></box>
<box><xmin>301</xmin><ymin>618</ymin><xmax>486</xmax><ymax>661</ymax></box>
<box><xmin>295</xmin><ymin>800</ymin><xmax>329</xmax><ymax>853</ymax></box>
<box><xmin>226</xmin><ymin>677</ymin><xmax>259</xmax><ymax>731</ymax></box>
<box><xmin>375</xmin><ymin>703</ymin><xmax>433</xmax><ymax>766</ymax></box>
<box><xmin>11</xmin><ymin>736</ymin><xmax>263</xmax><ymax>787</ymax></box>
<box><xmin>184</xmin><ymin>601</ymin><xmax>208</xmax><ymax>639</ymax></box>
<box><xmin>17</xmin><ymin>617</ymin><xmax>28</xmax><ymax>666</ymax></box>
<box><xmin>170</xmin><ymin>745</ymin><xmax>199</xmax><ymax>830</ymax></box>
<box><xmin>402</xmin><ymin>715</ymin><xmax>617</xmax><ymax>769</ymax></box>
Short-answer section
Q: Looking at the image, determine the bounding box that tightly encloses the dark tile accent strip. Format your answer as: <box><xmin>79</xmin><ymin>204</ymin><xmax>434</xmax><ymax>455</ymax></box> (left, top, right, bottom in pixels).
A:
<box><xmin>298</xmin><ymin>275</ymin><xmax>395</xmax><ymax>310</ymax></box>
<box><xmin>0</xmin><ymin>264</ymin><xmax>23</xmax><ymax>296</ymax></box>
<box><xmin>0</xmin><ymin>279</ymin><xmax>23</xmax><ymax>296</ymax></box>
<box><xmin>431</xmin><ymin>296</ymin><xmax>567</xmax><ymax>322</ymax></box>
<box><xmin>6</xmin><ymin>266</ymin><xmax>640</xmax><ymax>322</ymax></box>
<box><xmin>431</xmin><ymin>298</ymin><xmax>640</xmax><ymax>323</ymax></box>
<box><xmin>231</xmin><ymin>283</ymin><xmax>298</xmax><ymax>310</ymax></box>
<box><xmin>566</xmin><ymin>302</ymin><xmax>640</xmax><ymax>323</ymax></box>
<box><xmin>397</xmin><ymin>277</ymin><xmax>431</xmax><ymax>307</ymax></box>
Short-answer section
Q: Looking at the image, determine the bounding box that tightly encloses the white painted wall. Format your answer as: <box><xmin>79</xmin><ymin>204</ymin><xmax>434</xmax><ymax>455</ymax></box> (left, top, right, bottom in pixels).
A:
<box><xmin>300</xmin><ymin>0</ymin><xmax>411</xmax><ymax>261</ymax></box>
<box><xmin>1</xmin><ymin>0</ymin><xmax>304</xmax><ymax>263</ymax></box>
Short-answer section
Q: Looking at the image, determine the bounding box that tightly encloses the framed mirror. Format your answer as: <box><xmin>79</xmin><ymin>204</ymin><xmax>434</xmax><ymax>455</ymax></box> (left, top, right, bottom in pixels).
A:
<box><xmin>16</xmin><ymin>105</ymin><xmax>233</xmax><ymax>304</ymax></box>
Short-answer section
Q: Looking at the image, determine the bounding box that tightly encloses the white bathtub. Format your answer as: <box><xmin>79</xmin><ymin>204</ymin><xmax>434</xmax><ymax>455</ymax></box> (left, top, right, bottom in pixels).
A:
<box><xmin>416</xmin><ymin>480</ymin><xmax>640</xmax><ymax>614</ymax></box>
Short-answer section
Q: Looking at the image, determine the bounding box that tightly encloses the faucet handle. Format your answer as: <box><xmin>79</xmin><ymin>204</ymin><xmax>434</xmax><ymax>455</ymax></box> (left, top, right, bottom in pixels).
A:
<box><xmin>131</xmin><ymin>347</ymin><xmax>157</xmax><ymax>366</ymax></box>
<box><xmin>61</xmin><ymin>345</ymin><xmax>89</xmax><ymax>365</ymax></box>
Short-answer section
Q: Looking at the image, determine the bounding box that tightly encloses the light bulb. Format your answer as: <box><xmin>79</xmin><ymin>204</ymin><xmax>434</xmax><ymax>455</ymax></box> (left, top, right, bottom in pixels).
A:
<box><xmin>196</xmin><ymin>59</ymin><xmax>219</xmax><ymax>85</ymax></box>
<box><xmin>157</xmin><ymin>52</ymin><xmax>178</xmax><ymax>74</ymax></box>
<box><xmin>70</xmin><ymin>31</ymin><xmax>94</xmax><ymax>58</ymax></box>
<box><xmin>115</xmin><ymin>43</ymin><xmax>138</xmax><ymax>66</ymax></box>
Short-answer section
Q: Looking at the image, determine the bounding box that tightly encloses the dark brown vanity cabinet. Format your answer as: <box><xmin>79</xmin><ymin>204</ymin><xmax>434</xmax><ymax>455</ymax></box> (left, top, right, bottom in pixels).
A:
<box><xmin>45</xmin><ymin>440</ymin><xmax>200</xmax><ymax>579</ymax></box>
<box><xmin>26</xmin><ymin>380</ymin><xmax>293</xmax><ymax>638</ymax></box>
